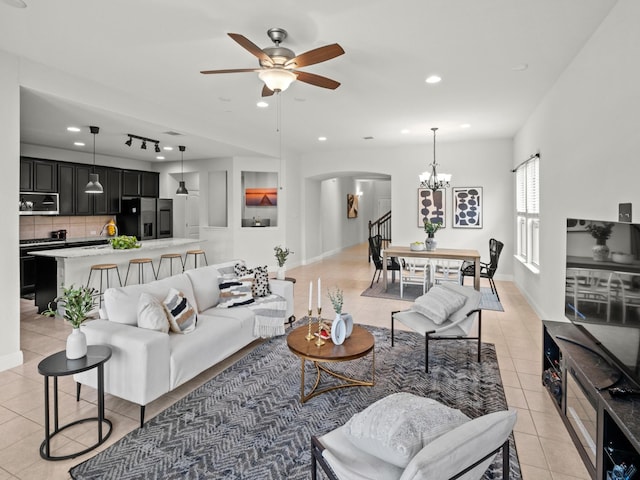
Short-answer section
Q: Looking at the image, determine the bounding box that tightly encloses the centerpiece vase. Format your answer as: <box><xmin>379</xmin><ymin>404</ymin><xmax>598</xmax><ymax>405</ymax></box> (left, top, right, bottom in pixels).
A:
<box><xmin>425</xmin><ymin>234</ymin><xmax>437</xmax><ymax>251</ymax></box>
<box><xmin>331</xmin><ymin>313</ymin><xmax>346</xmax><ymax>345</ymax></box>
<box><xmin>66</xmin><ymin>327</ymin><xmax>87</xmax><ymax>359</ymax></box>
<box><xmin>276</xmin><ymin>266</ymin><xmax>286</xmax><ymax>280</ymax></box>
<box><xmin>592</xmin><ymin>239</ymin><xmax>610</xmax><ymax>262</ymax></box>
<box><xmin>341</xmin><ymin>313</ymin><xmax>353</xmax><ymax>338</ymax></box>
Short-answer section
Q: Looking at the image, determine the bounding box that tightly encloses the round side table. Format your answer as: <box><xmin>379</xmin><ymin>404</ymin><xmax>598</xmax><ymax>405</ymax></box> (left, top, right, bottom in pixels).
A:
<box><xmin>37</xmin><ymin>345</ymin><xmax>113</xmax><ymax>460</ymax></box>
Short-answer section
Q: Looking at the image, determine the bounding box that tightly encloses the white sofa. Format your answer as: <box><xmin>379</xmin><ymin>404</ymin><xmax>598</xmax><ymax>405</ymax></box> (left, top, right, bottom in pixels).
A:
<box><xmin>74</xmin><ymin>260</ymin><xmax>294</xmax><ymax>426</ymax></box>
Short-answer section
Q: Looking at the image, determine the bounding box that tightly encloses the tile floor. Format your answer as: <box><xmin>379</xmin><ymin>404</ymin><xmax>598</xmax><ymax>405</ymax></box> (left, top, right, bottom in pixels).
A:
<box><xmin>0</xmin><ymin>243</ymin><xmax>591</xmax><ymax>479</ymax></box>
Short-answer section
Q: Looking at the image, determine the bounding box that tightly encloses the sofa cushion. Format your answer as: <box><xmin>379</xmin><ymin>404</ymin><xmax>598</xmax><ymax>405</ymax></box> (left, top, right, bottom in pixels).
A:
<box><xmin>184</xmin><ymin>264</ymin><xmax>222</xmax><ymax>312</ymax></box>
<box><xmin>217</xmin><ymin>278</ymin><xmax>255</xmax><ymax>308</ymax></box>
<box><xmin>344</xmin><ymin>393</ymin><xmax>470</xmax><ymax>468</ymax></box>
<box><xmin>234</xmin><ymin>263</ymin><xmax>271</xmax><ymax>297</ymax></box>
<box><xmin>399</xmin><ymin>409</ymin><xmax>516</xmax><ymax>480</ymax></box>
<box><xmin>411</xmin><ymin>285</ymin><xmax>466</xmax><ymax>325</ymax></box>
<box><xmin>104</xmin><ymin>273</ymin><xmax>196</xmax><ymax>326</ymax></box>
<box><xmin>137</xmin><ymin>292</ymin><xmax>169</xmax><ymax>333</ymax></box>
<box><xmin>163</xmin><ymin>288</ymin><xmax>197</xmax><ymax>334</ymax></box>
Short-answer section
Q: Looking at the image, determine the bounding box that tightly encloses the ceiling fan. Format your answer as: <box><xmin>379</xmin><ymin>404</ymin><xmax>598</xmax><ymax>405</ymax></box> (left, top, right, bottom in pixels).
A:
<box><xmin>200</xmin><ymin>28</ymin><xmax>345</xmax><ymax>97</ymax></box>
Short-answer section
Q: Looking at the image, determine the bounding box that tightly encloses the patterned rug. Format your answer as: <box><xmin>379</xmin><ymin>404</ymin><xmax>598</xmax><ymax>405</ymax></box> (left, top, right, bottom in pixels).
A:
<box><xmin>361</xmin><ymin>283</ymin><xmax>505</xmax><ymax>311</ymax></box>
<box><xmin>69</xmin><ymin>327</ymin><xmax>520</xmax><ymax>479</ymax></box>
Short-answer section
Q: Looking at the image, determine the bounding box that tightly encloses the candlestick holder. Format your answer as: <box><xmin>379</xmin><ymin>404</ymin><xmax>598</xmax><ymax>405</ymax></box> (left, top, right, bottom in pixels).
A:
<box><xmin>315</xmin><ymin>307</ymin><xmax>325</xmax><ymax>346</ymax></box>
<box><xmin>305</xmin><ymin>310</ymin><xmax>315</xmax><ymax>341</ymax></box>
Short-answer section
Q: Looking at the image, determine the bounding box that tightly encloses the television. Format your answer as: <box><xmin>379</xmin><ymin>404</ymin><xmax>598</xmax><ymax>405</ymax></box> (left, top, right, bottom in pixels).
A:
<box><xmin>565</xmin><ymin>217</ymin><xmax>640</xmax><ymax>388</ymax></box>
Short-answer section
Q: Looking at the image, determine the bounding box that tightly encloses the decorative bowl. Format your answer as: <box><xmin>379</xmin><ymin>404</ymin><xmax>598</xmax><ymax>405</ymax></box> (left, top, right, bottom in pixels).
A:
<box><xmin>611</xmin><ymin>252</ymin><xmax>635</xmax><ymax>264</ymax></box>
<box><xmin>410</xmin><ymin>242</ymin><xmax>425</xmax><ymax>251</ymax></box>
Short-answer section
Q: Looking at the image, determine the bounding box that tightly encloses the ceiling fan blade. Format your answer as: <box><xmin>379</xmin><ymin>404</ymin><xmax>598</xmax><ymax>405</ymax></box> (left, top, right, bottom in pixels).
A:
<box><xmin>261</xmin><ymin>85</ymin><xmax>275</xmax><ymax>97</ymax></box>
<box><xmin>294</xmin><ymin>70</ymin><xmax>341</xmax><ymax>90</ymax></box>
<box><xmin>285</xmin><ymin>43</ymin><xmax>344</xmax><ymax>68</ymax></box>
<box><xmin>200</xmin><ymin>68</ymin><xmax>257</xmax><ymax>75</ymax></box>
<box><xmin>228</xmin><ymin>33</ymin><xmax>273</xmax><ymax>66</ymax></box>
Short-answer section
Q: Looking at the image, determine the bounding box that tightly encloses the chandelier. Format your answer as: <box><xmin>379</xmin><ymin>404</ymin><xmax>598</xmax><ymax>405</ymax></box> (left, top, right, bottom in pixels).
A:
<box><xmin>419</xmin><ymin>127</ymin><xmax>451</xmax><ymax>191</ymax></box>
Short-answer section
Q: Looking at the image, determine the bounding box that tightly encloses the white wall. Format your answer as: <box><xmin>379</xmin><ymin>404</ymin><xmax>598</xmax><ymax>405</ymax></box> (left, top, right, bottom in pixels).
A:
<box><xmin>301</xmin><ymin>140</ymin><xmax>514</xmax><ymax>277</ymax></box>
<box><xmin>0</xmin><ymin>51</ymin><xmax>23</xmax><ymax>370</ymax></box>
<box><xmin>513</xmin><ymin>0</ymin><xmax>640</xmax><ymax>321</ymax></box>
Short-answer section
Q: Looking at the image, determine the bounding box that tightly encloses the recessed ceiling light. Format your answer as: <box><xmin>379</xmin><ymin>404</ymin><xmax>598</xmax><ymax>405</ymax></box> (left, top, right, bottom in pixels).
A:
<box><xmin>401</xmin><ymin>129</ymin><xmax>410</xmax><ymax>134</ymax></box>
<box><xmin>318</xmin><ymin>136</ymin><xmax>327</xmax><ymax>142</ymax></box>
<box><xmin>163</xmin><ymin>146</ymin><xmax>173</xmax><ymax>151</ymax></box>
<box><xmin>256</xmin><ymin>101</ymin><xmax>269</xmax><ymax>108</ymax></box>
<box><xmin>67</xmin><ymin>126</ymin><xmax>81</xmax><ymax>132</ymax></box>
<box><xmin>2</xmin><ymin>0</ymin><xmax>27</xmax><ymax>8</ymax></box>
<box><xmin>73</xmin><ymin>142</ymin><xmax>85</xmax><ymax>147</ymax></box>
<box><xmin>156</xmin><ymin>156</ymin><xmax>165</xmax><ymax>160</ymax></box>
<box><xmin>425</xmin><ymin>75</ymin><xmax>442</xmax><ymax>84</ymax></box>
<box><xmin>511</xmin><ymin>63</ymin><xmax>528</xmax><ymax>71</ymax></box>
<box><xmin>460</xmin><ymin>123</ymin><xmax>471</xmax><ymax>129</ymax></box>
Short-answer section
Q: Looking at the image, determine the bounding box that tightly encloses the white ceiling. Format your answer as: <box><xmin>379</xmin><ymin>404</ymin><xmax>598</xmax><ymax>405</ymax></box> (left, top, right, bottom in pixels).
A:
<box><xmin>1</xmin><ymin>0</ymin><xmax>617</xmax><ymax>163</ymax></box>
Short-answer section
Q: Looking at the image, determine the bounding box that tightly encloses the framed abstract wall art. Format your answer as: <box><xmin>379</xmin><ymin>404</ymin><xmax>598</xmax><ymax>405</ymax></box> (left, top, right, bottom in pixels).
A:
<box><xmin>453</xmin><ymin>187</ymin><xmax>482</xmax><ymax>228</ymax></box>
<box><xmin>418</xmin><ymin>188</ymin><xmax>446</xmax><ymax>228</ymax></box>
<box><xmin>347</xmin><ymin>193</ymin><xmax>358</xmax><ymax>218</ymax></box>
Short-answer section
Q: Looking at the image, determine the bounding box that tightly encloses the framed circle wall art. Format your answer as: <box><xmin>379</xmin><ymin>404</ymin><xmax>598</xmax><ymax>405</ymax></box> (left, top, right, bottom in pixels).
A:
<box><xmin>453</xmin><ymin>187</ymin><xmax>482</xmax><ymax>228</ymax></box>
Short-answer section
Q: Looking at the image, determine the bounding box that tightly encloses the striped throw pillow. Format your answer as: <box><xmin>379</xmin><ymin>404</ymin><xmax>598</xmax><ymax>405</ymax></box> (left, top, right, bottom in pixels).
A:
<box><xmin>163</xmin><ymin>288</ymin><xmax>197</xmax><ymax>333</ymax></box>
<box><xmin>217</xmin><ymin>278</ymin><xmax>255</xmax><ymax>308</ymax></box>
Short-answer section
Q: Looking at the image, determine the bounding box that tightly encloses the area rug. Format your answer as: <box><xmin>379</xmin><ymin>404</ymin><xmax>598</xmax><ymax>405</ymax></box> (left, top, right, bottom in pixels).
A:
<box><xmin>361</xmin><ymin>283</ymin><xmax>505</xmax><ymax>311</ymax></box>
<box><xmin>69</xmin><ymin>327</ymin><xmax>520</xmax><ymax>479</ymax></box>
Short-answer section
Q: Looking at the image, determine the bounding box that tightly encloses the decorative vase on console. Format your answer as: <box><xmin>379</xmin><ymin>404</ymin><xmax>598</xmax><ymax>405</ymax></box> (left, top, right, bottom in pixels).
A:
<box><xmin>423</xmin><ymin>219</ymin><xmax>442</xmax><ymax>252</ymax></box>
<box><xmin>274</xmin><ymin>245</ymin><xmax>293</xmax><ymax>280</ymax></box>
<box><xmin>585</xmin><ymin>222</ymin><xmax>614</xmax><ymax>262</ymax></box>
<box><xmin>41</xmin><ymin>284</ymin><xmax>96</xmax><ymax>359</ymax></box>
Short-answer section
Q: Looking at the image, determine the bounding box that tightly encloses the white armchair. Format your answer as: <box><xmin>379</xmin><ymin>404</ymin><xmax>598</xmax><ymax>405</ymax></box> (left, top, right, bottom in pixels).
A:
<box><xmin>391</xmin><ymin>283</ymin><xmax>482</xmax><ymax>372</ymax></box>
<box><xmin>311</xmin><ymin>392</ymin><xmax>516</xmax><ymax>480</ymax></box>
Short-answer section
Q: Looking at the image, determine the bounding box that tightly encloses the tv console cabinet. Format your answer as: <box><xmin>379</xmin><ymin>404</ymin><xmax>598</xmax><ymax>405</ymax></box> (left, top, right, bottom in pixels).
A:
<box><xmin>543</xmin><ymin>320</ymin><xmax>640</xmax><ymax>480</ymax></box>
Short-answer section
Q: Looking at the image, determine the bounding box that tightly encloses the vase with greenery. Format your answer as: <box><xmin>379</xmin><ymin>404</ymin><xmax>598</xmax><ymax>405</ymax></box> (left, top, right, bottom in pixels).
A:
<box><xmin>327</xmin><ymin>287</ymin><xmax>349</xmax><ymax>344</ymax></box>
<box><xmin>585</xmin><ymin>222</ymin><xmax>614</xmax><ymax>261</ymax></box>
<box><xmin>423</xmin><ymin>219</ymin><xmax>442</xmax><ymax>251</ymax></box>
<box><xmin>42</xmin><ymin>284</ymin><xmax>97</xmax><ymax>359</ymax></box>
<box><xmin>274</xmin><ymin>245</ymin><xmax>293</xmax><ymax>279</ymax></box>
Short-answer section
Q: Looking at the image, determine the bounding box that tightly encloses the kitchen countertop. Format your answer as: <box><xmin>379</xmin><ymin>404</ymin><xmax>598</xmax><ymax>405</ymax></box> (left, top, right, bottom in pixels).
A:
<box><xmin>29</xmin><ymin>238</ymin><xmax>200</xmax><ymax>258</ymax></box>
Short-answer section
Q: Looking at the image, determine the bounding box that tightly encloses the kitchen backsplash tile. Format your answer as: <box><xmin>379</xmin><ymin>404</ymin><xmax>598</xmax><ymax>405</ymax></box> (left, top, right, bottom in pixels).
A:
<box><xmin>20</xmin><ymin>215</ymin><xmax>114</xmax><ymax>240</ymax></box>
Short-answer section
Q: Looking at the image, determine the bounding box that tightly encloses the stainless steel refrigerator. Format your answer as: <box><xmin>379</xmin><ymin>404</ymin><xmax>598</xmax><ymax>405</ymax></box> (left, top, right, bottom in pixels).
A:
<box><xmin>118</xmin><ymin>198</ymin><xmax>173</xmax><ymax>240</ymax></box>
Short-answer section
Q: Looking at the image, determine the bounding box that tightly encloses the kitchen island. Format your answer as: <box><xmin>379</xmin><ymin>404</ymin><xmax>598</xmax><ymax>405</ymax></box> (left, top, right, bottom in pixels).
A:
<box><xmin>30</xmin><ymin>238</ymin><xmax>202</xmax><ymax>312</ymax></box>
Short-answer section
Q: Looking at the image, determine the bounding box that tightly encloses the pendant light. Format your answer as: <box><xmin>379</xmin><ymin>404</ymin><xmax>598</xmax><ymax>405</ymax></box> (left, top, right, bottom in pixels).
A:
<box><xmin>176</xmin><ymin>145</ymin><xmax>188</xmax><ymax>196</ymax></box>
<box><xmin>85</xmin><ymin>125</ymin><xmax>104</xmax><ymax>194</ymax></box>
<box><xmin>419</xmin><ymin>127</ymin><xmax>451</xmax><ymax>192</ymax></box>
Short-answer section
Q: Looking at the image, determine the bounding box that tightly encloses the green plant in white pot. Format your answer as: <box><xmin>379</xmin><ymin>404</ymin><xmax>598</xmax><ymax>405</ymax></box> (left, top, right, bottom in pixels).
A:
<box><xmin>274</xmin><ymin>245</ymin><xmax>293</xmax><ymax>280</ymax></box>
<box><xmin>42</xmin><ymin>284</ymin><xmax>97</xmax><ymax>359</ymax></box>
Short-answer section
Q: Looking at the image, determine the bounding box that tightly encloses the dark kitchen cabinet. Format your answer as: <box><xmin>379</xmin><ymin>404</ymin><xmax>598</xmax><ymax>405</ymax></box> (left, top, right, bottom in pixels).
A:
<box><xmin>20</xmin><ymin>249</ymin><xmax>37</xmax><ymax>295</ymax></box>
<box><xmin>20</xmin><ymin>157</ymin><xmax>57</xmax><ymax>192</ymax></box>
<box><xmin>74</xmin><ymin>165</ymin><xmax>93</xmax><ymax>215</ymax></box>
<box><xmin>107</xmin><ymin>168</ymin><xmax>122</xmax><ymax>214</ymax></box>
<box><xmin>122</xmin><ymin>170</ymin><xmax>159</xmax><ymax>198</ymax></box>
<box><xmin>57</xmin><ymin>163</ymin><xmax>75</xmax><ymax>215</ymax></box>
<box><xmin>59</xmin><ymin>163</ymin><xmax>122</xmax><ymax>216</ymax></box>
<box><xmin>141</xmin><ymin>171</ymin><xmax>159</xmax><ymax>198</ymax></box>
<box><xmin>122</xmin><ymin>170</ymin><xmax>140</xmax><ymax>197</ymax></box>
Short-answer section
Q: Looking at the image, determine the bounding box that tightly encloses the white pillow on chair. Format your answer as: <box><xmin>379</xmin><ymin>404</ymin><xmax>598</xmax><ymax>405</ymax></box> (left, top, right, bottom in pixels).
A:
<box><xmin>411</xmin><ymin>285</ymin><xmax>467</xmax><ymax>325</ymax></box>
<box><xmin>344</xmin><ymin>392</ymin><xmax>470</xmax><ymax>468</ymax></box>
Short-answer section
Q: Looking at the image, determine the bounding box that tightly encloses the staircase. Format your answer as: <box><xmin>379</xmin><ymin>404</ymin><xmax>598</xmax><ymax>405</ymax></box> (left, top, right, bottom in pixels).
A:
<box><xmin>368</xmin><ymin>211</ymin><xmax>391</xmax><ymax>261</ymax></box>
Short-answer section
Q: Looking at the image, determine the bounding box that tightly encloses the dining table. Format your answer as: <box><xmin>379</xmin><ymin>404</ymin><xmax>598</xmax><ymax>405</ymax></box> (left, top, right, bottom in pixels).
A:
<box><xmin>382</xmin><ymin>245</ymin><xmax>481</xmax><ymax>291</ymax></box>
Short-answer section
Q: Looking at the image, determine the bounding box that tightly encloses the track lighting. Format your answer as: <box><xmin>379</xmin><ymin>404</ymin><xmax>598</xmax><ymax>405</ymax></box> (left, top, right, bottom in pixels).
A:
<box><xmin>176</xmin><ymin>145</ymin><xmax>189</xmax><ymax>196</ymax></box>
<box><xmin>125</xmin><ymin>133</ymin><xmax>161</xmax><ymax>153</ymax></box>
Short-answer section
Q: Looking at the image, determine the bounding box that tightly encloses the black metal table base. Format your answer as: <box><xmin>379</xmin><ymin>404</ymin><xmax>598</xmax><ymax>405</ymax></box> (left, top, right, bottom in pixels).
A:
<box><xmin>39</xmin><ymin>417</ymin><xmax>113</xmax><ymax>460</ymax></box>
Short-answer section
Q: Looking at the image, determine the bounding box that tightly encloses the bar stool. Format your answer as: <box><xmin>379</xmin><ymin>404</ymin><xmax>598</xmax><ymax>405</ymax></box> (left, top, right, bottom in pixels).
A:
<box><xmin>184</xmin><ymin>249</ymin><xmax>208</xmax><ymax>270</ymax></box>
<box><xmin>125</xmin><ymin>258</ymin><xmax>157</xmax><ymax>285</ymax></box>
<box><xmin>158</xmin><ymin>253</ymin><xmax>184</xmax><ymax>278</ymax></box>
<box><xmin>87</xmin><ymin>263</ymin><xmax>122</xmax><ymax>307</ymax></box>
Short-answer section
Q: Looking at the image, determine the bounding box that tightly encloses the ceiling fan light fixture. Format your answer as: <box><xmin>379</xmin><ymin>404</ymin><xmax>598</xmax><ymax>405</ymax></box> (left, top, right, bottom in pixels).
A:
<box><xmin>258</xmin><ymin>68</ymin><xmax>297</xmax><ymax>92</ymax></box>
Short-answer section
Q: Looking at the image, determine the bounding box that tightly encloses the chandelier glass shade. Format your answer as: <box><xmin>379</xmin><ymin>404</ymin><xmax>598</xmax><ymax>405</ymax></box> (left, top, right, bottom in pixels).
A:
<box><xmin>258</xmin><ymin>68</ymin><xmax>297</xmax><ymax>92</ymax></box>
<box><xmin>85</xmin><ymin>125</ymin><xmax>104</xmax><ymax>194</ymax></box>
<box><xmin>419</xmin><ymin>127</ymin><xmax>451</xmax><ymax>191</ymax></box>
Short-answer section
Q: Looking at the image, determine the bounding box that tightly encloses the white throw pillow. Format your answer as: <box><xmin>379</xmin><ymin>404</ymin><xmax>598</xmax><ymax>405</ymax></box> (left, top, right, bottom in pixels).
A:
<box><xmin>344</xmin><ymin>392</ymin><xmax>470</xmax><ymax>468</ymax></box>
<box><xmin>411</xmin><ymin>285</ymin><xmax>467</xmax><ymax>325</ymax></box>
<box><xmin>137</xmin><ymin>292</ymin><xmax>169</xmax><ymax>333</ymax></box>
<box><xmin>399</xmin><ymin>409</ymin><xmax>517</xmax><ymax>480</ymax></box>
<box><xmin>163</xmin><ymin>288</ymin><xmax>197</xmax><ymax>334</ymax></box>
<box><xmin>440</xmin><ymin>283</ymin><xmax>482</xmax><ymax>325</ymax></box>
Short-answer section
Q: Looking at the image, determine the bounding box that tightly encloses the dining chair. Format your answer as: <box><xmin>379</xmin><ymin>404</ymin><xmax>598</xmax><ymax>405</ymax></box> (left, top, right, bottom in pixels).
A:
<box><xmin>460</xmin><ymin>238</ymin><xmax>504</xmax><ymax>300</ymax></box>
<box><xmin>368</xmin><ymin>234</ymin><xmax>401</xmax><ymax>288</ymax></box>
<box><xmin>399</xmin><ymin>258</ymin><xmax>431</xmax><ymax>298</ymax></box>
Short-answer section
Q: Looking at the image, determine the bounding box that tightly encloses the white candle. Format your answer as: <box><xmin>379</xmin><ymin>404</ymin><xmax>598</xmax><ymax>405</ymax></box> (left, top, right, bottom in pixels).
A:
<box><xmin>318</xmin><ymin>278</ymin><xmax>322</xmax><ymax>309</ymax></box>
<box><xmin>308</xmin><ymin>281</ymin><xmax>313</xmax><ymax>312</ymax></box>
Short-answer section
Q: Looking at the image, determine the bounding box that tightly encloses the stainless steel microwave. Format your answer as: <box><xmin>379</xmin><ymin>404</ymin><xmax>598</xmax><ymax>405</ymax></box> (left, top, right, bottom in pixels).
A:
<box><xmin>19</xmin><ymin>192</ymin><xmax>59</xmax><ymax>215</ymax></box>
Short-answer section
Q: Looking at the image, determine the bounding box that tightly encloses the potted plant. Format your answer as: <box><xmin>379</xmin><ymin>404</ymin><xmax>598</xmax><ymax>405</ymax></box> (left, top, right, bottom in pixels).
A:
<box><xmin>423</xmin><ymin>219</ymin><xmax>442</xmax><ymax>251</ymax></box>
<box><xmin>274</xmin><ymin>245</ymin><xmax>293</xmax><ymax>279</ymax></box>
<box><xmin>585</xmin><ymin>222</ymin><xmax>614</xmax><ymax>261</ymax></box>
<box><xmin>42</xmin><ymin>284</ymin><xmax>97</xmax><ymax>359</ymax></box>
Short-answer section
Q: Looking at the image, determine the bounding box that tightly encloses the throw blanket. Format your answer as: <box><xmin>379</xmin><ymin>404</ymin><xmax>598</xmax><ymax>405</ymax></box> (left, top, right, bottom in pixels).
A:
<box><xmin>249</xmin><ymin>293</ymin><xmax>287</xmax><ymax>338</ymax></box>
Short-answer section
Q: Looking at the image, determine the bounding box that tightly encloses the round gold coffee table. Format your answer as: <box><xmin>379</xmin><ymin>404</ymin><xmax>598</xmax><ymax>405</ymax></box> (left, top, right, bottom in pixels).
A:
<box><xmin>287</xmin><ymin>322</ymin><xmax>375</xmax><ymax>403</ymax></box>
